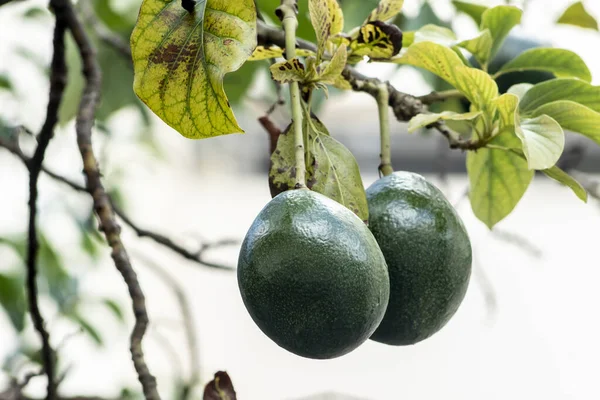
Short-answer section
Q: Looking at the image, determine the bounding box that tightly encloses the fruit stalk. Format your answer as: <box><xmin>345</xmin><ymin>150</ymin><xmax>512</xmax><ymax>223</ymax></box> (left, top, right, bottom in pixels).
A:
<box><xmin>277</xmin><ymin>0</ymin><xmax>306</xmax><ymax>188</ymax></box>
<box><xmin>377</xmin><ymin>83</ymin><xmax>394</xmax><ymax>176</ymax></box>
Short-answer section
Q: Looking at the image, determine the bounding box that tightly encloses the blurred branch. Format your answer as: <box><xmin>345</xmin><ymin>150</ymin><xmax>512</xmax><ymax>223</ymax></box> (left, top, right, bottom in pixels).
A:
<box><xmin>135</xmin><ymin>253</ymin><xmax>201</xmax><ymax>398</ymax></box>
<box><xmin>25</xmin><ymin>9</ymin><xmax>69</xmax><ymax>399</ymax></box>
<box><xmin>0</xmin><ymin>134</ymin><xmax>237</xmax><ymax>270</ymax></box>
<box><xmin>48</xmin><ymin>1</ymin><xmax>161</xmax><ymax>399</ymax></box>
<box><xmin>418</xmin><ymin>89</ymin><xmax>463</xmax><ymax>104</ymax></box>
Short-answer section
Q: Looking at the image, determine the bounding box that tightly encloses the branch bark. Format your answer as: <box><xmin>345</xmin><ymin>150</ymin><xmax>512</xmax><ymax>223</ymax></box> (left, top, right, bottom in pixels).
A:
<box><xmin>49</xmin><ymin>1</ymin><xmax>161</xmax><ymax>399</ymax></box>
<box><xmin>25</xmin><ymin>10</ymin><xmax>69</xmax><ymax>400</ymax></box>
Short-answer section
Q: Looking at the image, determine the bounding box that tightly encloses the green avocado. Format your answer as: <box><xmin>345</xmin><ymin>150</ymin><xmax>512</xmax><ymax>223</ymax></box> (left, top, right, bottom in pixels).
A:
<box><xmin>238</xmin><ymin>189</ymin><xmax>390</xmax><ymax>359</ymax></box>
<box><xmin>366</xmin><ymin>172</ymin><xmax>472</xmax><ymax>345</ymax></box>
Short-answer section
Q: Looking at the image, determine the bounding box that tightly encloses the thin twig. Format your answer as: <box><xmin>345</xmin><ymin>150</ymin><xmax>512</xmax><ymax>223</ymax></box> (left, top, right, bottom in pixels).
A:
<box><xmin>25</xmin><ymin>10</ymin><xmax>69</xmax><ymax>399</ymax></box>
<box><xmin>134</xmin><ymin>253</ymin><xmax>201</xmax><ymax>398</ymax></box>
<box><xmin>0</xmin><ymin>135</ymin><xmax>236</xmax><ymax>270</ymax></box>
<box><xmin>53</xmin><ymin>1</ymin><xmax>161</xmax><ymax>398</ymax></box>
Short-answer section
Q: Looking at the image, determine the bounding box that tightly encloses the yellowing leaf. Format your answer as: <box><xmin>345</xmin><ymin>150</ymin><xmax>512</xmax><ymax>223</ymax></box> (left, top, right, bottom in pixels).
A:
<box><xmin>248</xmin><ymin>45</ymin><xmax>315</xmax><ymax>61</ymax></box>
<box><xmin>408</xmin><ymin>111</ymin><xmax>481</xmax><ymax>132</ymax></box>
<box><xmin>270</xmin><ymin>58</ymin><xmax>306</xmax><ymax>83</ymax></box>
<box><xmin>329</xmin><ymin>0</ymin><xmax>344</xmax><ymax>35</ymax></box>
<box><xmin>319</xmin><ymin>45</ymin><xmax>347</xmax><ymax>83</ymax></box>
<box><xmin>494</xmin><ymin>93</ymin><xmax>519</xmax><ymax>127</ymax></box>
<box><xmin>309</xmin><ymin>0</ymin><xmax>332</xmax><ymax>61</ymax></box>
<box><xmin>365</xmin><ymin>0</ymin><xmax>405</xmax><ymax>23</ymax></box>
<box><xmin>557</xmin><ymin>1</ymin><xmax>598</xmax><ymax>31</ymax></box>
<box><xmin>394</xmin><ymin>42</ymin><xmax>498</xmax><ymax>110</ymax></box>
<box><xmin>349</xmin><ymin>21</ymin><xmax>403</xmax><ymax>62</ymax></box>
<box><xmin>467</xmin><ymin>130</ymin><xmax>533</xmax><ymax>229</ymax></box>
<box><xmin>131</xmin><ymin>0</ymin><xmax>257</xmax><ymax>139</ymax></box>
<box><xmin>457</xmin><ymin>29</ymin><xmax>492</xmax><ymax>66</ymax></box>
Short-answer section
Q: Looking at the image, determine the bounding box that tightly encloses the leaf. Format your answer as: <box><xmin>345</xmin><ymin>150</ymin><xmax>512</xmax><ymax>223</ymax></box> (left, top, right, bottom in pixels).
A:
<box><xmin>452</xmin><ymin>1</ymin><xmax>488</xmax><ymax>26</ymax></box>
<box><xmin>203</xmin><ymin>371</ymin><xmax>237</xmax><ymax>400</ymax></box>
<box><xmin>457</xmin><ymin>29</ymin><xmax>492</xmax><ymax>66</ymax></box>
<box><xmin>496</xmin><ymin>48</ymin><xmax>592</xmax><ymax>82</ymax></box>
<box><xmin>408</xmin><ymin>111</ymin><xmax>481</xmax><ymax>132</ymax></box>
<box><xmin>270</xmin><ymin>58</ymin><xmax>306</xmax><ymax>83</ymax></box>
<box><xmin>519</xmin><ymin>78</ymin><xmax>600</xmax><ymax>114</ymax></box>
<box><xmin>69</xmin><ymin>312</ymin><xmax>103</xmax><ymax>346</ymax></box>
<box><xmin>270</xmin><ymin>115</ymin><xmax>369</xmax><ymax>222</ymax></box>
<box><xmin>102</xmin><ymin>299</ymin><xmax>126</xmax><ymax>323</ymax></box>
<box><xmin>319</xmin><ymin>45</ymin><xmax>347</xmax><ymax>83</ymax></box>
<box><xmin>23</xmin><ymin>6</ymin><xmax>49</xmax><ymax>18</ymax></box>
<box><xmin>515</xmin><ymin>114</ymin><xmax>565</xmax><ymax>170</ymax></box>
<box><xmin>365</xmin><ymin>0</ymin><xmax>404</xmax><ymax>23</ymax></box>
<box><xmin>394</xmin><ymin>42</ymin><xmax>498</xmax><ymax>110</ymax></box>
<box><xmin>328</xmin><ymin>0</ymin><xmax>344</xmax><ymax>36</ymax></box>
<box><xmin>494</xmin><ymin>93</ymin><xmax>519</xmax><ymax>127</ymax></box>
<box><xmin>349</xmin><ymin>21</ymin><xmax>403</xmax><ymax>62</ymax></box>
<box><xmin>309</xmin><ymin>0</ymin><xmax>332</xmax><ymax>60</ymax></box>
<box><xmin>542</xmin><ymin>165</ymin><xmax>588</xmax><ymax>202</ymax></box>
<box><xmin>0</xmin><ymin>74</ymin><xmax>13</xmax><ymax>91</ymax></box>
<box><xmin>403</xmin><ymin>24</ymin><xmax>457</xmax><ymax>48</ymax></box>
<box><xmin>130</xmin><ymin>0</ymin><xmax>257</xmax><ymax>139</ymax></box>
<box><xmin>0</xmin><ymin>273</ymin><xmax>26</xmax><ymax>332</ymax></box>
<box><xmin>530</xmin><ymin>100</ymin><xmax>600</xmax><ymax>146</ymax></box>
<box><xmin>557</xmin><ymin>1</ymin><xmax>598</xmax><ymax>31</ymax></box>
<box><xmin>480</xmin><ymin>5</ymin><xmax>522</xmax><ymax>59</ymax></box>
<box><xmin>248</xmin><ymin>45</ymin><xmax>315</xmax><ymax>61</ymax></box>
<box><xmin>507</xmin><ymin>83</ymin><xmax>533</xmax><ymax>100</ymax></box>
<box><xmin>467</xmin><ymin>131</ymin><xmax>533</xmax><ymax>229</ymax></box>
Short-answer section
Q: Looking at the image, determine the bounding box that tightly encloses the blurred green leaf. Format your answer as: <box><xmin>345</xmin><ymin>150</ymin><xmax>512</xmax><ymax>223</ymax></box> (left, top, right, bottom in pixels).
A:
<box><xmin>531</xmin><ymin>100</ymin><xmax>600</xmax><ymax>146</ymax></box>
<box><xmin>542</xmin><ymin>165</ymin><xmax>588</xmax><ymax>202</ymax></box>
<box><xmin>452</xmin><ymin>1</ymin><xmax>487</xmax><ymax>26</ymax></box>
<box><xmin>0</xmin><ymin>273</ymin><xmax>26</xmax><ymax>332</ymax></box>
<box><xmin>23</xmin><ymin>6</ymin><xmax>49</xmax><ymax>18</ymax></box>
<box><xmin>0</xmin><ymin>74</ymin><xmax>13</xmax><ymax>92</ymax></box>
<box><xmin>480</xmin><ymin>5</ymin><xmax>522</xmax><ymax>60</ymax></box>
<box><xmin>92</xmin><ymin>0</ymin><xmax>137</xmax><ymax>34</ymax></box>
<box><xmin>557</xmin><ymin>1</ymin><xmax>598</xmax><ymax>31</ymax></box>
<box><xmin>458</xmin><ymin>29</ymin><xmax>492</xmax><ymax>67</ymax></box>
<box><xmin>102</xmin><ymin>298</ymin><xmax>125</xmax><ymax>323</ymax></box>
<box><xmin>69</xmin><ymin>312</ymin><xmax>103</xmax><ymax>346</ymax></box>
<box><xmin>224</xmin><ymin>60</ymin><xmax>262</xmax><ymax>105</ymax></box>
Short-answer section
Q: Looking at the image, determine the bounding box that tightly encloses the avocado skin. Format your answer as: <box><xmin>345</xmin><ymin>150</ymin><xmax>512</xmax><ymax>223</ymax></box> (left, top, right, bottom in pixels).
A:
<box><xmin>238</xmin><ymin>189</ymin><xmax>390</xmax><ymax>359</ymax></box>
<box><xmin>367</xmin><ymin>172</ymin><xmax>472</xmax><ymax>346</ymax></box>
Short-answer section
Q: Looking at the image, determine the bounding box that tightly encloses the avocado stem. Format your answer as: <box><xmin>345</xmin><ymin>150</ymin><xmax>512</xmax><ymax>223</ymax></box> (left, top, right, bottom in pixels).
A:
<box><xmin>277</xmin><ymin>0</ymin><xmax>307</xmax><ymax>189</ymax></box>
<box><xmin>377</xmin><ymin>83</ymin><xmax>394</xmax><ymax>177</ymax></box>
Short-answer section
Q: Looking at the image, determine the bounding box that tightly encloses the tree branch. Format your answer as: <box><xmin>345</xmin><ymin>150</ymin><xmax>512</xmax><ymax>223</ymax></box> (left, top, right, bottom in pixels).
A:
<box><xmin>50</xmin><ymin>1</ymin><xmax>161</xmax><ymax>399</ymax></box>
<box><xmin>25</xmin><ymin>10</ymin><xmax>69</xmax><ymax>399</ymax></box>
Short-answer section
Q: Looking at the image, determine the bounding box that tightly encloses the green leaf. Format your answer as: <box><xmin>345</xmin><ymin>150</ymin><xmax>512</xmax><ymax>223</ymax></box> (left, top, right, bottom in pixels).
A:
<box><xmin>457</xmin><ymin>29</ymin><xmax>492</xmax><ymax>66</ymax></box>
<box><xmin>507</xmin><ymin>83</ymin><xmax>533</xmax><ymax>100</ymax></box>
<box><xmin>515</xmin><ymin>114</ymin><xmax>565</xmax><ymax>170</ymax></box>
<box><xmin>467</xmin><ymin>131</ymin><xmax>533</xmax><ymax>229</ymax></box>
<box><xmin>69</xmin><ymin>312</ymin><xmax>103</xmax><ymax>346</ymax></box>
<box><xmin>494</xmin><ymin>92</ymin><xmax>519</xmax><ymax>128</ymax></box>
<box><xmin>270</xmin><ymin>115</ymin><xmax>369</xmax><ymax>222</ymax></box>
<box><xmin>542</xmin><ymin>165</ymin><xmax>588</xmax><ymax>202</ymax></box>
<box><xmin>349</xmin><ymin>21</ymin><xmax>403</xmax><ymax>62</ymax></box>
<box><xmin>131</xmin><ymin>0</ymin><xmax>257</xmax><ymax>139</ymax></box>
<box><xmin>530</xmin><ymin>100</ymin><xmax>600</xmax><ymax>146</ymax></box>
<box><xmin>319</xmin><ymin>45</ymin><xmax>347</xmax><ymax>84</ymax></box>
<box><xmin>365</xmin><ymin>0</ymin><xmax>404</xmax><ymax>23</ymax></box>
<box><xmin>0</xmin><ymin>74</ymin><xmax>13</xmax><ymax>91</ymax></box>
<box><xmin>452</xmin><ymin>1</ymin><xmax>488</xmax><ymax>26</ymax></box>
<box><xmin>23</xmin><ymin>6</ymin><xmax>49</xmax><ymax>18</ymax></box>
<box><xmin>102</xmin><ymin>299</ymin><xmax>126</xmax><ymax>323</ymax></box>
<box><xmin>480</xmin><ymin>5</ymin><xmax>522</xmax><ymax>60</ymax></box>
<box><xmin>408</xmin><ymin>111</ymin><xmax>481</xmax><ymax>132</ymax></box>
<box><xmin>0</xmin><ymin>273</ymin><xmax>26</xmax><ymax>332</ymax></box>
<box><xmin>393</xmin><ymin>42</ymin><xmax>498</xmax><ymax>110</ymax></box>
<box><xmin>557</xmin><ymin>1</ymin><xmax>598</xmax><ymax>31</ymax></box>
<box><xmin>403</xmin><ymin>24</ymin><xmax>457</xmax><ymax>48</ymax></box>
<box><xmin>496</xmin><ymin>48</ymin><xmax>592</xmax><ymax>82</ymax></box>
<box><xmin>519</xmin><ymin>78</ymin><xmax>600</xmax><ymax>114</ymax></box>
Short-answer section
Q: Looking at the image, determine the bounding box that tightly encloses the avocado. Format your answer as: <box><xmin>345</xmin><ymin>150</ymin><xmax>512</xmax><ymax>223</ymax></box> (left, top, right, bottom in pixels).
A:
<box><xmin>366</xmin><ymin>172</ymin><xmax>472</xmax><ymax>345</ymax></box>
<box><xmin>238</xmin><ymin>189</ymin><xmax>390</xmax><ymax>359</ymax></box>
